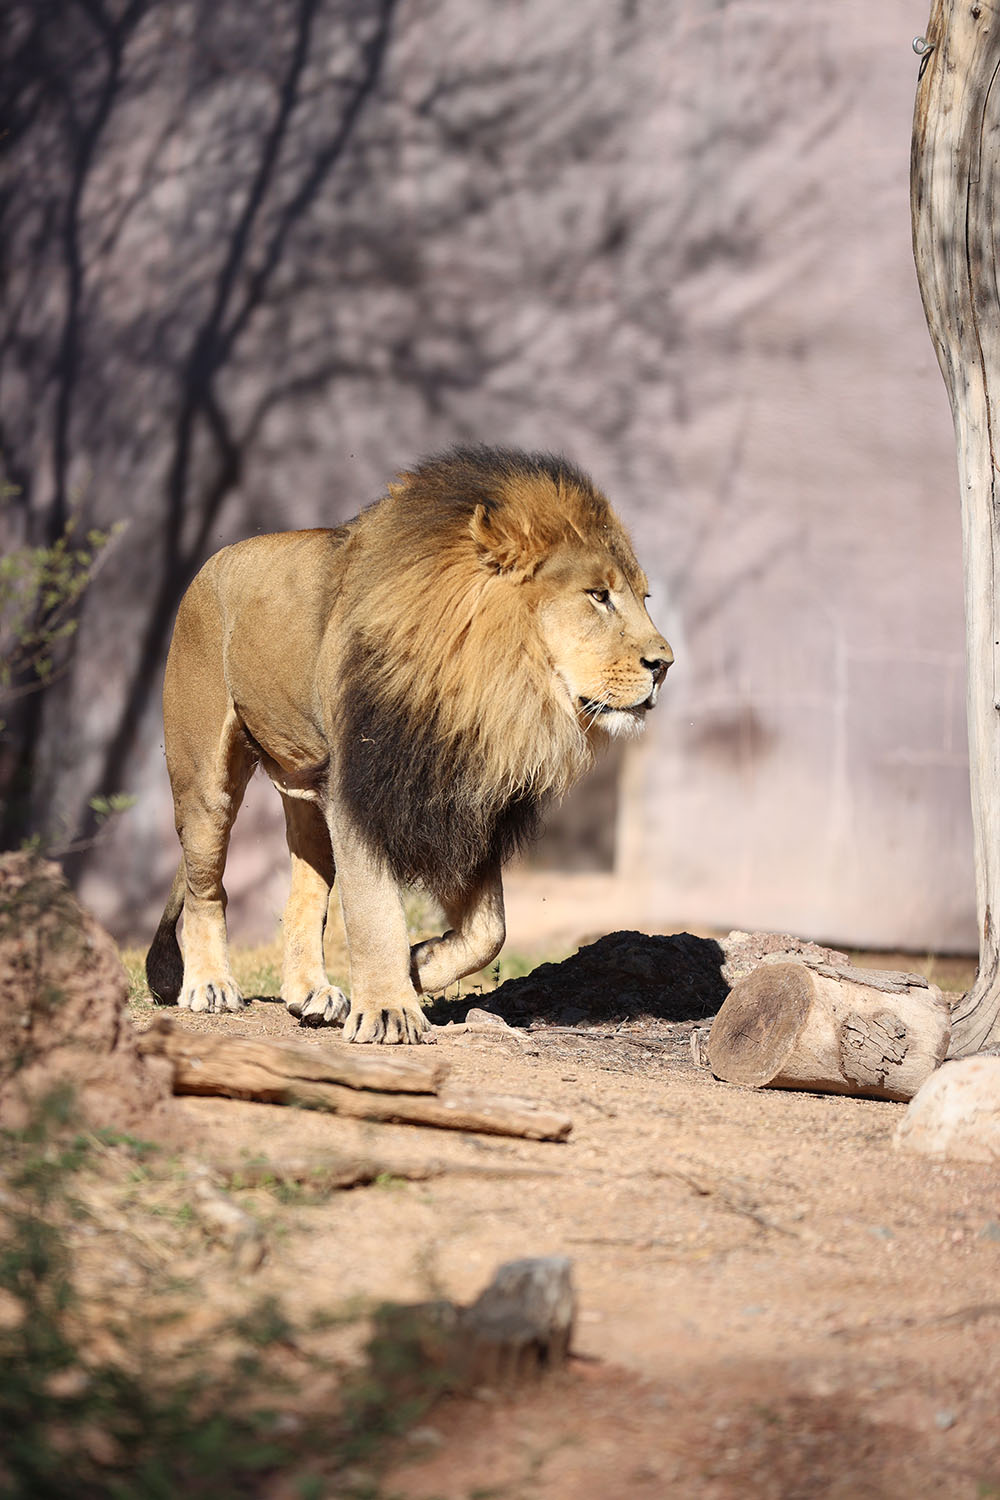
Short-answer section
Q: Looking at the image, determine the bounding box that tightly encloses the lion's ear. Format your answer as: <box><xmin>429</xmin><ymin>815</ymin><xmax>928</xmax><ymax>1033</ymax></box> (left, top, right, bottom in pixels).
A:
<box><xmin>470</xmin><ymin>502</ymin><xmax>546</xmax><ymax>578</ymax></box>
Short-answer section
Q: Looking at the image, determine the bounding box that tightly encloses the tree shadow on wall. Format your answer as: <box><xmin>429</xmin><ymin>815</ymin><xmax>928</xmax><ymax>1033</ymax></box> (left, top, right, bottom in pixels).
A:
<box><xmin>2</xmin><ymin>0</ymin><xmax>404</xmax><ymax>850</ymax></box>
<box><xmin>2</xmin><ymin>0</ymin><xmax>639</xmax><ymax>861</ymax></box>
<box><xmin>423</xmin><ymin>930</ymin><xmax>728</xmax><ymax>1029</ymax></box>
<box><xmin>1</xmin><ymin>0</ymin><xmax>837</xmax><ymax>898</ymax></box>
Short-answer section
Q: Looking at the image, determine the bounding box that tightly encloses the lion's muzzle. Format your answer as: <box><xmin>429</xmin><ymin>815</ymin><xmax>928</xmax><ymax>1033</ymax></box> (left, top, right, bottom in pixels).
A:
<box><xmin>642</xmin><ymin>652</ymin><xmax>673</xmax><ymax>709</ymax></box>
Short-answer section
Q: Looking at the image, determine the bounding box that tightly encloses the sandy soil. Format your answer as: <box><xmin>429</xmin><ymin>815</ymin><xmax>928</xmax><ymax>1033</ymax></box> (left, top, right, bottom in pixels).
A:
<box><xmin>127</xmin><ymin>975</ymin><xmax>1000</xmax><ymax>1500</ymax></box>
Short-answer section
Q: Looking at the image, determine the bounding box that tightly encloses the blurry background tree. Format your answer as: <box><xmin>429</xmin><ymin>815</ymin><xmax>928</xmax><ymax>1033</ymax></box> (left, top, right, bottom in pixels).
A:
<box><xmin>0</xmin><ymin>458</ymin><xmax>125</xmax><ymax>845</ymax></box>
<box><xmin>0</xmin><ymin>1</ymin><xmax>971</xmax><ymax>951</ymax></box>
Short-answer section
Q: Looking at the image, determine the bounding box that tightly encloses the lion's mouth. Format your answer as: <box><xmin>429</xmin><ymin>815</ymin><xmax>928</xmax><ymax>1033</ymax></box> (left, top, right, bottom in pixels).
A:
<box><xmin>578</xmin><ymin>698</ymin><xmax>648</xmax><ymax>718</ymax></box>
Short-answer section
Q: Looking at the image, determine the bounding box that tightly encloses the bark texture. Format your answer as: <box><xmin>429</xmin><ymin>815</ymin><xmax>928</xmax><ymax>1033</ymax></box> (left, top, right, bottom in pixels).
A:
<box><xmin>707</xmin><ymin>959</ymin><xmax>950</xmax><ymax>1101</ymax></box>
<box><xmin>138</xmin><ymin>1017</ymin><xmax>573</xmax><ymax>1140</ymax></box>
<box><xmin>912</xmin><ymin>0</ymin><xmax>1000</xmax><ymax>1053</ymax></box>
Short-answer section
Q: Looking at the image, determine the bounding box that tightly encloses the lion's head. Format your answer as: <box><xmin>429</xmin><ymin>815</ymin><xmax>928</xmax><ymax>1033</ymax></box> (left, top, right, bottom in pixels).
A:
<box><xmin>526</xmin><ymin>526</ymin><xmax>671</xmax><ymax>743</ymax></box>
<box><xmin>338</xmin><ymin>447</ymin><xmax>672</xmax><ymax>901</ymax></box>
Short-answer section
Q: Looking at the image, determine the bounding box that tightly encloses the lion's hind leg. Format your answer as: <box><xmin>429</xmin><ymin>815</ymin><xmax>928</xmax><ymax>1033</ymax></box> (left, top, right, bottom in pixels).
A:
<box><xmin>145</xmin><ymin>860</ymin><xmax>186</xmax><ymax>1004</ymax></box>
<box><xmin>167</xmin><ymin>700</ymin><xmax>255</xmax><ymax>1015</ymax></box>
<box><xmin>279</xmin><ymin>794</ymin><xmax>349</xmax><ymax>1027</ymax></box>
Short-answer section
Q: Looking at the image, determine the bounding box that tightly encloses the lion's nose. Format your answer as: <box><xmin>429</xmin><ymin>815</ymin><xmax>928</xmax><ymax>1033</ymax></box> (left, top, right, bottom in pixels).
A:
<box><xmin>641</xmin><ymin>649</ymin><xmax>673</xmax><ymax>708</ymax></box>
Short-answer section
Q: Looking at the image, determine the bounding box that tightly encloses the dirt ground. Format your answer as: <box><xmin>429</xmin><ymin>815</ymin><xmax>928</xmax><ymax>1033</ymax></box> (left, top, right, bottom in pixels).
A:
<box><xmin>3</xmin><ymin>850</ymin><xmax>995</xmax><ymax>1498</ymax></box>
<box><xmin>121</xmin><ymin>964</ymin><xmax>1000</xmax><ymax>1500</ymax></box>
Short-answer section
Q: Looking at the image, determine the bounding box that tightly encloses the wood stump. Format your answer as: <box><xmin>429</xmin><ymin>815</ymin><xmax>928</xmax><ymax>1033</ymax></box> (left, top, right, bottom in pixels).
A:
<box><xmin>707</xmin><ymin>959</ymin><xmax>950</xmax><ymax>1101</ymax></box>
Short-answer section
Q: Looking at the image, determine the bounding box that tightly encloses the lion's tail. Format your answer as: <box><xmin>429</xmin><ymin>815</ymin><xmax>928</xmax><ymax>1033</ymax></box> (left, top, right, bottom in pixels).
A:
<box><xmin>145</xmin><ymin>859</ymin><xmax>186</xmax><ymax>1004</ymax></box>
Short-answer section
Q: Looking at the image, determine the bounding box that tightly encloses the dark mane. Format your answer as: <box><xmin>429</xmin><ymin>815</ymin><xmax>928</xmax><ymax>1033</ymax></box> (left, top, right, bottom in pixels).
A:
<box><xmin>333</xmin><ymin>445</ymin><xmax>633</xmax><ymax>900</ymax></box>
<box><xmin>338</xmin><ymin>632</ymin><xmax>544</xmax><ymax>902</ymax></box>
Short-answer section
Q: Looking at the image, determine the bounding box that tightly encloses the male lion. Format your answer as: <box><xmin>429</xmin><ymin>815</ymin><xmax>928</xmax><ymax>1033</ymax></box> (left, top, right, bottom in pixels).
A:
<box><xmin>146</xmin><ymin>447</ymin><xmax>672</xmax><ymax>1044</ymax></box>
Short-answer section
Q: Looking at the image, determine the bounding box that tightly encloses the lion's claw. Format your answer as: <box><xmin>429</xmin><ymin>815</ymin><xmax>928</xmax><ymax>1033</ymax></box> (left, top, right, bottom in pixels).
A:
<box><xmin>287</xmin><ymin>985</ymin><xmax>350</xmax><ymax>1028</ymax></box>
<box><xmin>343</xmin><ymin>1001</ymin><xmax>433</xmax><ymax>1045</ymax></box>
<box><xmin>180</xmin><ymin>979</ymin><xmax>244</xmax><ymax>1014</ymax></box>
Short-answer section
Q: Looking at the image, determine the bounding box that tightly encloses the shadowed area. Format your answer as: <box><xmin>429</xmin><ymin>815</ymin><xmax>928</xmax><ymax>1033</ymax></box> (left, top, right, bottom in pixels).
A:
<box><xmin>424</xmin><ymin>929</ymin><xmax>728</xmax><ymax>1028</ymax></box>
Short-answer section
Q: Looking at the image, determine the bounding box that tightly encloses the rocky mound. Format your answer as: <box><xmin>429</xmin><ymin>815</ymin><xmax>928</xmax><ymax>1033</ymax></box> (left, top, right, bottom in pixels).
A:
<box><xmin>0</xmin><ymin>852</ymin><xmax>175</xmax><ymax>1133</ymax></box>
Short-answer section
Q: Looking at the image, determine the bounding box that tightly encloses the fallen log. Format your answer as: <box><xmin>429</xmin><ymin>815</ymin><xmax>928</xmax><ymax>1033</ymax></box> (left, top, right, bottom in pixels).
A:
<box><xmin>217</xmin><ymin>1155</ymin><xmax>562</xmax><ymax>1193</ymax></box>
<box><xmin>137</xmin><ymin>1014</ymin><xmax>447</xmax><ymax>1093</ymax></box>
<box><xmin>138</xmin><ymin>1018</ymin><xmax>572</xmax><ymax>1141</ymax></box>
<box><xmin>707</xmin><ymin>958</ymin><xmax>950</xmax><ymax>1101</ymax></box>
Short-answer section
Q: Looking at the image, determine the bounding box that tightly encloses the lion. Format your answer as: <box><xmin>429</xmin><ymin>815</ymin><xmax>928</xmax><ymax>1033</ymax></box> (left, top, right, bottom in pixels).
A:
<box><xmin>145</xmin><ymin>446</ymin><xmax>672</xmax><ymax>1044</ymax></box>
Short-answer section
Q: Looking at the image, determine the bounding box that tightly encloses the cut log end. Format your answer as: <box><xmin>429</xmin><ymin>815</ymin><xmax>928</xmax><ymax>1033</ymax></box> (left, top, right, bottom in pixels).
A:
<box><xmin>707</xmin><ymin>960</ymin><xmax>951</xmax><ymax>1101</ymax></box>
<box><xmin>707</xmin><ymin>963</ymin><xmax>813</xmax><ymax>1088</ymax></box>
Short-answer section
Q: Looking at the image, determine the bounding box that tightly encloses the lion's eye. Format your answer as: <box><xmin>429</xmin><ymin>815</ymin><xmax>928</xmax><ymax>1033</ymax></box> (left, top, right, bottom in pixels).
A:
<box><xmin>587</xmin><ymin>588</ymin><xmax>611</xmax><ymax>606</ymax></box>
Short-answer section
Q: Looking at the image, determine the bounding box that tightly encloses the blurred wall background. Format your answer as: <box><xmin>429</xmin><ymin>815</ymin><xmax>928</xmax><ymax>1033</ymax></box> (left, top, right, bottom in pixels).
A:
<box><xmin>0</xmin><ymin>0</ymin><xmax>970</xmax><ymax>951</ymax></box>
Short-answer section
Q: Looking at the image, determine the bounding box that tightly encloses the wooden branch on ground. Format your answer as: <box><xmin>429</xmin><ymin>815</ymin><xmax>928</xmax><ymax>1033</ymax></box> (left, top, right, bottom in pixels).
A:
<box><xmin>138</xmin><ymin>1017</ymin><xmax>572</xmax><ymax>1141</ymax></box>
<box><xmin>138</xmin><ymin>1013</ymin><xmax>446</xmax><ymax>1093</ymax></box>
<box><xmin>706</xmin><ymin>959</ymin><xmax>950</xmax><ymax>1101</ymax></box>
<box><xmin>437</xmin><ymin>1007</ymin><xmax>529</xmax><ymax>1041</ymax></box>
<box><xmin>216</xmin><ymin>1156</ymin><xmax>562</xmax><ymax>1192</ymax></box>
<box><xmin>527</xmin><ymin>1025</ymin><xmax>675</xmax><ymax>1052</ymax></box>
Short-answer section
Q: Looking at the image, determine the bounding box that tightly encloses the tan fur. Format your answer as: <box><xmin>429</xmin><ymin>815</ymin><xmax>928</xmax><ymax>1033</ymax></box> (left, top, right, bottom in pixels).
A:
<box><xmin>146</xmin><ymin>449</ymin><xmax>672</xmax><ymax>1044</ymax></box>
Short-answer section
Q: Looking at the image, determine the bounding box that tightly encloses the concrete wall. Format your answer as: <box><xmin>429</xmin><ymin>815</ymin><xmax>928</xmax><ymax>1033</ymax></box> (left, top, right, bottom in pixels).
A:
<box><xmin>2</xmin><ymin>1</ymin><xmax>972</xmax><ymax>950</ymax></box>
<box><xmin>611</xmin><ymin>4</ymin><xmax>970</xmax><ymax>950</ymax></box>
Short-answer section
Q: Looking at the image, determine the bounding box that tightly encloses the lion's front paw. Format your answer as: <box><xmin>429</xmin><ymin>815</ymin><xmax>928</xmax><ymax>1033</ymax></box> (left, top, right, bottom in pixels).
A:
<box><xmin>285</xmin><ymin>985</ymin><xmax>350</xmax><ymax>1028</ymax></box>
<box><xmin>179</xmin><ymin>978</ymin><xmax>244</xmax><ymax>1014</ymax></box>
<box><xmin>343</xmin><ymin>1000</ymin><xmax>434</xmax><ymax>1045</ymax></box>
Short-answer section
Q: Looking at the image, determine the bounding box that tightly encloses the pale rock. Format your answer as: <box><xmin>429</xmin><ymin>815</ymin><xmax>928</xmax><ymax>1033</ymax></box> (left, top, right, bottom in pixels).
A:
<box><xmin>894</xmin><ymin>1056</ymin><xmax>1000</xmax><ymax>1162</ymax></box>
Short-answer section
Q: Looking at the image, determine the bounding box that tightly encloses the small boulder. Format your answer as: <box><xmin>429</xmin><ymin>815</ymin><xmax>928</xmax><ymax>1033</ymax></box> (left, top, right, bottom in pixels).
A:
<box><xmin>893</xmin><ymin>1054</ymin><xmax>1000</xmax><ymax>1162</ymax></box>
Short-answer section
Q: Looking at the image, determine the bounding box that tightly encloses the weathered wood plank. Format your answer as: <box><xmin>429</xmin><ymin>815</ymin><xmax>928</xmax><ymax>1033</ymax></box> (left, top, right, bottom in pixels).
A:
<box><xmin>138</xmin><ymin>1016</ymin><xmax>572</xmax><ymax>1140</ymax></box>
<box><xmin>137</xmin><ymin>1014</ymin><xmax>447</xmax><ymax>1093</ymax></box>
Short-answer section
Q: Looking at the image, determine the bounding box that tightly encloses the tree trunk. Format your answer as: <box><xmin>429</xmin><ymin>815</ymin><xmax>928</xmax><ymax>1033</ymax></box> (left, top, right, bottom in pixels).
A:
<box><xmin>911</xmin><ymin>0</ymin><xmax>1000</xmax><ymax>1055</ymax></box>
<box><xmin>707</xmin><ymin>960</ymin><xmax>950</xmax><ymax>1101</ymax></box>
